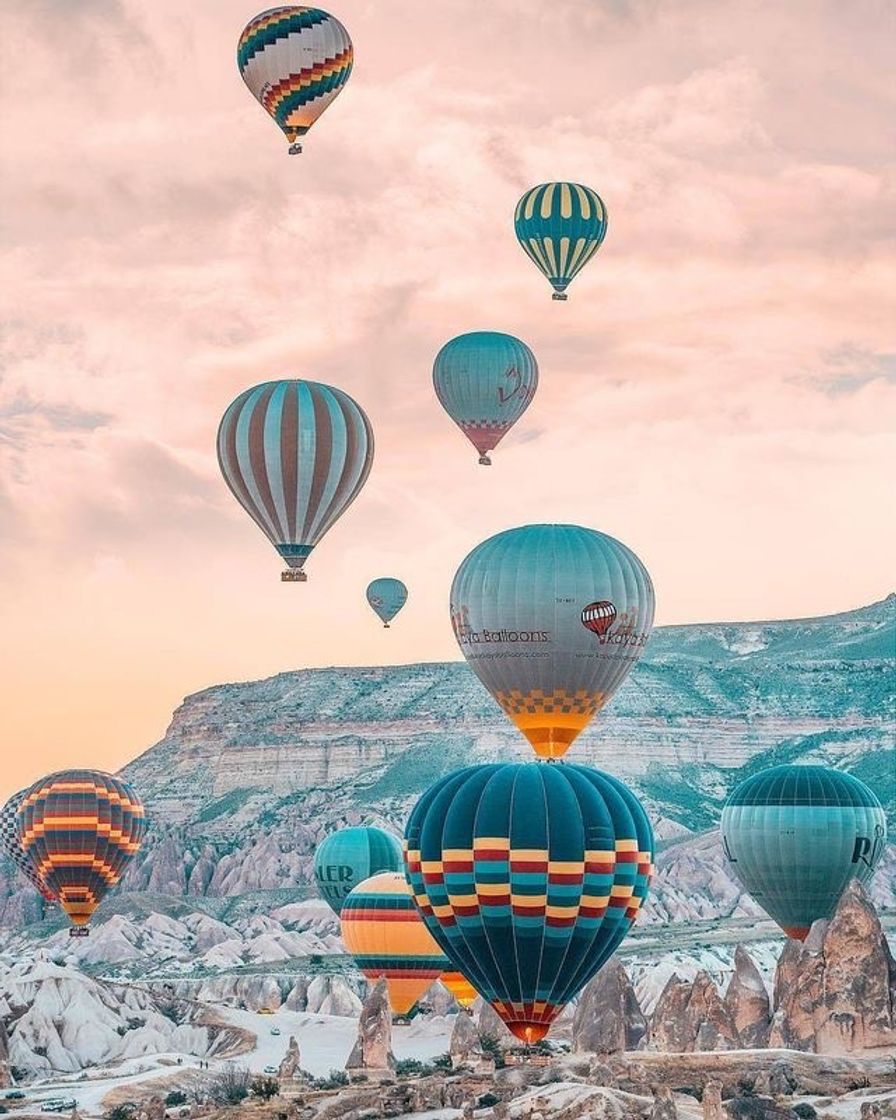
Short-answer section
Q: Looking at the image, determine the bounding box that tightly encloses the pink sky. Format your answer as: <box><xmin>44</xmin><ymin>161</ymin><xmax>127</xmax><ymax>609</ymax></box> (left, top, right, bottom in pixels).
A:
<box><xmin>1</xmin><ymin>1</ymin><xmax>894</xmax><ymax>800</ymax></box>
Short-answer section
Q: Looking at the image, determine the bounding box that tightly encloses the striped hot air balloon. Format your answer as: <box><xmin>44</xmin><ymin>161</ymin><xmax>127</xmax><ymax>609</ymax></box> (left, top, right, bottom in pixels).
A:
<box><xmin>314</xmin><ymin>826</ymin><xmax>403</xmax><ymax>914</ymax></box>
<box><xmin>366</xmin><ymin>578</ymin><xmax>408</xmax><ymax>628</ymax></box>
<box><xmin>17</xmin><ymin>770</ymin><xmax>146</xmax><ymax>933</ymax></box>
<box><xmin>432</xmin><ymin>332</ymin><xmax>539</xmax><ymax>466</ymax></box>
<box><xmin>514</xmin><ymin>182</ymin><xmax>607</xmax><ymax>300</ymax></box>
<box><xmin>238</xmin><ymin>7</ymin><xmax>353</xmax><ymax>153</ymax></box>
<box><xmin>405</xmin><ymin>762</ymin><xmax>654</xmax><ymax>1044</ymax></box>
<box><xmin>441</xmin><ymin>971</ymin><xmax>478</xmax><ymax>1011</ymax></box>
<box><xmin>451</xmin><ymin>524</ymin><xmax>654</xmax><ymax>759</ymax></box>
<box><xmin>721</xmin><ymin>765</ymin><xmax>887</xmax><ymax>940</ymax></box>
<box><xmin>0</xmin><ymin>790</ymin><xmax>56</xmax><ymax>903</ymax></box>
<box><xmin>340</xmin><ymin>871</ymin><xmax>448</xmax><ymax>1016</ymax></box>
<box><xmin>217</xmin><ymin>380</ymin><xmax>374</xmax><ymax>582</ymax></box>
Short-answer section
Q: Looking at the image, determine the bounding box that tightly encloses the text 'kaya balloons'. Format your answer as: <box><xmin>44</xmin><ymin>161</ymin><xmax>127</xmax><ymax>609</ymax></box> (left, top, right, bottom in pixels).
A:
<box><xmin>238</xmin><ymin>7</ymin><xmax>353</xmax><ymax>154</ymax></box>
<box><xmin>514</xmin><ymin>183</ymin><xmax>607</xmax><ymax>301</ymax></box>
<box><xmin>314</xmin><ymin>826</ymin><xmax>403</xmax><ymax>914</ymax></box>
<box><xmin>340</xmin><ymin>872</ymin><xmax>448</xmax><ymax>1016</ymax></box>
<box><xmin>366</xmin><ymin>578</ymin><xmax>408</xmax><ymax>628</ymax></box>
<box><xmin>217</xmin><ymin>380</ymin><xmax>373</xmax><ymax>582</ymax></box>
<box><xmin>721</xmin><ymin>765</ymin><xmax>887</xmax><ymax>941</ymax></box>
<box><xmin>17</xmin><ymin>770</ymin><xmax>146</xmax><ymax>932</ymax></box>
<box><xmin>433</xmin><ymin>332</ymin><xmax>539</xmax><ymax>466</ymax></box>
<box><xmin>405</xmin><ymin>762</ymin><xmax>653</xmax><ymax>1044</ymax></box>
<box><xmin>0</xmin><ymin>791</ymin><xmax>56</xmax><ymax>902</ymax></box>
<box><xmin>451</xmin><ymin>524</ymin><xmax>655</xmax><ymax>759</ymax></box>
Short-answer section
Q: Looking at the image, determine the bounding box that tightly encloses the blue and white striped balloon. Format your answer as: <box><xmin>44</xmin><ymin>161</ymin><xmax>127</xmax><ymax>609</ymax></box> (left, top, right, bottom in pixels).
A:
<box><xmin>217</xmin><ymin>379</ymin><xmax>374</xmax><ymax>581</ymax></box>
<box><xmin>514</xmin><ymin>182</ymin><xmax>608</xmax><ymax>300</ymax></box>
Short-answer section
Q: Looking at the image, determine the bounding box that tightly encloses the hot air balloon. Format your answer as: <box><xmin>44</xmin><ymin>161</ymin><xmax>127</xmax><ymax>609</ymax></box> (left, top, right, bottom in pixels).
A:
<box><xmin>366</xmin><ymin>579</ymin><xmax>408</xmax><ymax>628</ymax></box>
<box><xmin>720</xmin><ymin>765</ymin><xmax>887</xmax><ymax>940</ymax></box>
<box><xmin>340</xmin><ymin>871</ymin><xmax>448</xmax><ymax>1016</ymax></box>
<box><xmin>405</xmin><ymin>762</ymin><xmax>653</xmax><ymax>1044</ymax></box>
<box><xmin>314</xmin><ymin>826</ymin><xmax>403</xmax><ymax>914</ymax></box>
<box><xmin>17</xmin><ymin>770</ymin><xmax>146</xmax><ymax>935</ymax></box>
<box><xmin>0</xmin><ymin>791</ymin><xmax>56</xmax><ymax>903</ymax></box>
<box><xmin>238</xmin><ymin>7</ymin><xmax>353</xmax><ymax>154</ymax></box>
<box><xmin>450</xmin><ymin>524</ymin><xmax>654</xmax><ymax>759</ymax></box>
<box><xmin>432</xmin><ymin>332</ymin><xmax>539</xmax><ymax>466</ymax></box>
<box><xmin>441</xmin><ymin>971</ymin><xmax>478</xmax><ymax>1011</ymax></box>
<box><xmin>217</xmin><ymin>380</ymin><xmax>374</xmax><ymax>582</ymax></box>
<box><xmin>514</xmin><ymin>183</ymin><xmax>607</xmax><ymax>300</ymax></box>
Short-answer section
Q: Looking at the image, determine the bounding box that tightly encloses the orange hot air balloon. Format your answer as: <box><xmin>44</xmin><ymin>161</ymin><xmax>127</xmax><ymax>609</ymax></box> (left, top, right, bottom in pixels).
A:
<box><xmin>340</xmin><ymin>872</ymin><xmax>448</xmax><ymax>1016</ymax></box>
<box><xmin>17</xmin><ymin>770</ymin><xmax>146</xmax><ymax>934</ymax></box>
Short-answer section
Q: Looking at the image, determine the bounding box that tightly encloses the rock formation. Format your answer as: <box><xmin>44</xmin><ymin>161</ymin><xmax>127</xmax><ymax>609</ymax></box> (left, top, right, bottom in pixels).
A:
<box><xmin>279</xmin><ymin>1035</ymin><xmax>302</xmax><ymax>1081</ymax></box>
<box><xmin>573</xmin><ymin>958</ymin><xmax>648</xmax><ymax>1054</ymax></box>
<box><xmin>345</xmin><ymin>978</ymin><xmax>395</xmax><ymax>1073</ymax></box>
<box><xmin>724</xmin><ymin>946</ymin><xmax>771</xmax><ymax>1049</ymax></box>
<box><xmin>650</xmin><ymin>1085</ymin><xmax>678</xmax><ymax>1120</ymax></box>
<box><xmin>703</xmin><ymin>1080</ymin><xmax>723</xmax><ymax>1120</ymax></box>
<box><xmin>0</xmin><ymin>1015</ymin><xmax>10</xmax><ymax>1088</ymax></box>
<box><xmin>449</xmin><ymin>1011</ymin><xmax>481</xmax><ymax>1068</ymax></box>
<box><xmin>651</xmin><ymin>971</ymin><xmax>740</xmax><ymax>1052</ymax></box>
<box><xmin>769</xmin><ymin>881</ymin><xmax>896</xmax><ymax>1053</ymax></box>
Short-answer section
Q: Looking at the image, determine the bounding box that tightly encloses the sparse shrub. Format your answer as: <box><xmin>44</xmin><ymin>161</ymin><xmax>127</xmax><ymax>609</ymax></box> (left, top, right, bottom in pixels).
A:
<box><xmin>395</xmin><ymin>1058</ymin><xmax>426</xmax><ymax>1077</ymax></box>
<box><xmin>105</xmin><ymin>1103</ymin><xmax>137</xmax><ymax>1120</ymax></box>
<box><xmin>251</xmin><ymin>1076</ymin><xmax>280</xmax><ymax>1101</ymax></box>
<box><xmin>313</xmin><ymin>1070</ymin><xmax>349</xmax><ymax>1091</ymax></box>
<box><xmin>431</xmin><ymin>1053</ymin><xmax>452</xmax><ymax>1071</ymax></box>
<box><xmin>478</xmin><ymin>1034</ymin><xmax>505</xmax><ymax>1069</ymax></box>
<box><xmin>793</xmin><ymin>1106</ymin><xmax>817</xmax><ymax>1120</ymax></box>
<box><xmin>164</xmin><ymin>1091</ymin><xmax>188</xmax><ymax>1107</ymax></box>
<box><xmin>206</xmin><ymin>1064</ymin><xmax>251</xmax><ymax>1105</ymax></box>
<box><xmin>478</xmin><ymin>1093</ymin><xmax>500</xmax><ymax>1109</ymax></box>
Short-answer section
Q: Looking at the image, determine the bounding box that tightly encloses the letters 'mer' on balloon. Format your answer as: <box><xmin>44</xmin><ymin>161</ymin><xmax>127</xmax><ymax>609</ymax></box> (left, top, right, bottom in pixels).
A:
<box><xmin>514</xmin><ymin>182</ymin><xmax>608</xmax><ymax>300</ymax></box>
<box><xmin>340</xmin><ymin>871</ymin><xmax>448</xmax><ymax>1017</ymax></box>
<box><xmin>217</xmin><ymin>380</ymin><xmax>374</xmax><ymax>583</ymax></box>
<box><xmin>366</xmin><ymin>578</ymin><xmax>408</xmax><ymax>628</ymax></box>
<box><xmin>405</xmin><ymin>762</ymin><xmax>654</xmax><ymax>1044</ymax></box>
<box><xmin>238</xmin><ymin>6</ymin><xmax>353</xmax><ymax>154</ymax></box>
<box><xmin>451</xmin><ymin>524</ymin><xmax>655</xmax><ymax>759</ymax></box>
<box><xmin>433</xmin><ymin>332</ymin><xmax>539</xmax><ymax>466</ymax></box>
<box><xmin>17</xmin><ymin>770</ymin><xmax>146</xmax><ymax>934</ymax></box>
<box><xmin>313</xmin><ymin>826</ymin><xmax>403</xmax><ymax>915</ymax></box>
<box><xmin>720</xmin><ymin>764</ymin><xmax>887</xmax><ymax>940</ymax></box>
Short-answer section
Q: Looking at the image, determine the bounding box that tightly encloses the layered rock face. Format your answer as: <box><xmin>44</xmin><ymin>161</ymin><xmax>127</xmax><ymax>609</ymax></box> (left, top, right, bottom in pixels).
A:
<box><xmin>770</xmin><ymin>880</ymin><xmax>896</xmax><ymax>1053</ymax></box>
<box><xmin>0</xmin><ymin>1015</ymin><xmax>10</xmax><ymax>1088</ymax></box>
<box><xmin>278</xmin><ymin>1035</ymin><xmax>303</xmax><ymax>1082</ymax></box>
<box><xmin>723</xmin><ymin>945</ymin><xmax>771</xmax><ymax>1048</ymax></box>
<box><xmin>573</xmin><ymin>958</ymin><xmax>648</xmax><ymax>1054</ymax></box>
<box><xmin>345</xmin><ymin>978</ymin><xmax>394</xmax><ymax>1073</ymax></box>
<box><xmin>651</xmin><ymin>971</ymin><xmax>740</xmax><ymax>1052</ymax></box>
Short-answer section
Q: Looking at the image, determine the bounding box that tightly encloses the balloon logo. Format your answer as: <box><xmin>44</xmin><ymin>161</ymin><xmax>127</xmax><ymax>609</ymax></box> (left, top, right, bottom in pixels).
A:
<box><xmin>433</xmin><ymin>332</ymin><xmax>539</xmax><ymax>466</ymax></box>
<box><xmin>514</xmin><ymin>182</ymin><xmax>607</xmax><ymax>300</ymax></box>
<box><xmin>217</xmin><ymin>380</ymin><xmax>374</xmax><ymax>582</ymax></box>
<box><xmin>405</xmin><ymin>762</ymin><xmax>653</xmax><ymax>1043</ymax></box>
<box><xmin>721</xmin><ymin>765</ymin><xmax>887</xmax><ymax>940</ymax></box>
<box><xmin>238</xmin><ymin>6</ymin><xmax>353</xmax><ymax>154</ymax></box>
<box><xmin>366</xmin><ymin>578</ymin><xmax>408</xmax><ymax>628</ymax></box>
<box><xmin>451</xmin><ymin>524</ymin><xmax>654</xmax><ymax>759</ymax></box>
<box><xmin>581</xmin><ymin>601</ymin><xmax>617</xmax><ymax>640</ymax></box>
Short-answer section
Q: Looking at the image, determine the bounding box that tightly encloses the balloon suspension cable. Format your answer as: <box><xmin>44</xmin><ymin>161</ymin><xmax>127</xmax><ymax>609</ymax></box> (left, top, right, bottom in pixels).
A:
<box><xmin>281</xmin><ymin>569</ymin><xmax>308</xmax><ymax>582</ymax></box>
<box><xmin>552</xmin><ymin>292</ymin><xmax>568</xmax><ymax>301</ymax></box>
<box><xmin>288</xmin><ymin>143</ymin><xmax>303</xmax><ymax>155</ymax></box>
<box><xmin>478</xmin><ymin>454</ymin><xmax>492</xmax><ymax>466</ymax></box>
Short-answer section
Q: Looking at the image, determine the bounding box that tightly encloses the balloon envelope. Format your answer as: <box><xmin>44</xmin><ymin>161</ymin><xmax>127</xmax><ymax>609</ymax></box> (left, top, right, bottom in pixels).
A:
<box><xmin>721</xmin><ymin>765</ymin><xmax>887</xmax><ymax>940</ymax></box>
<box><xmin>514</xmin><ymin>182</ymin><xmax>607</xmax><ymax>299</ymax></box>
<box><xmin>450</xmin><ymin>524</ymin><xmax>654</xmax><ymax>759</ymax></box>
<box><xmin>217</xmin><ymin>380</ymin><xmax>374</xmax><ymax>580</ymax></box>
<box><xmin>405</xmin><ymin>762</ymin><xmax>653</xmax><ymax>1043</ymax></box>
<box><xmin>314</xmin><ymin>826</ymin><xmax>403</xmax><ymax>914</ymax></box>
<box><xmin>366</xmin><ymin>579</ymin><xmax>408</xmax><ymax>627</ymax></box>
<box><xmin>17</xmin><ymin>770</ymin><xmax>146</xmax><ymax>928</ymax></box>
<box><xmin>0</xmin><ymin>791</ymin><xmax>56</xmax><ymax>902</ymax></box>
<box><xmin>238</xmin><ymin>7</ymin><xmax>353</xmax><ymax>150</ymax></box>
<box><xmin>441</xmin><ymin>971</ymin><xmax>478</xmax><ymax>1010</ymax></box>
<box><xmin>433</xmin><ymin>332</ymin><xmax>538</xmax><ymax>465</ymax></box>
<box><xmin>340</xmin><ymin>872</ymin><xmax>448</xmax><ymax>1016</ymax></box>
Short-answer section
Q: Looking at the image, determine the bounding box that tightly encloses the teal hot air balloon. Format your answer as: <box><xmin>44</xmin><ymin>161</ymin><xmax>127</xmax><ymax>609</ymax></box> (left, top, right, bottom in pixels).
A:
<box><xmin>405</xmin><ymin>762</ymin><xmax>654</xmax><ymax>1044</ymax></box>
<box><xmin>314</xmin><ymin>826</ymin><xmax>403</xmax><ymax>914</ymax></box>
<box><xmin>514</xmin><ymin>182</ymin><xmax>607</xmax><ymax>300</ymax></box>
<box><xmin>217</xmin><ymin>380</ymin><xmax>374</xmax><ymax>581</ymax></box>
<box><xmin>433</xmin><ymin>332</ymin><xmax>539</xmax><ymax>466</ymax></box>
<box><xmin>366</xmin><ymin>578</ymin><xmax>408</xmax><ymax>628</ymax></box>
<box><xmin>720</xmin><ymin>765</ymin><xmax>887</xmax><ymax>940</ymax></box>
<box><xmin>451</xmin><ymin>524</ymin><xmax>654</xmax><ymax>760</ymax></box>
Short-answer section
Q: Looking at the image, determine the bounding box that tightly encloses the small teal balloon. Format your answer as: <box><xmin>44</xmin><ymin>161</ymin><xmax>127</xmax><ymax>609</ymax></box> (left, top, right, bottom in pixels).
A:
<box><xmin>514</xmin><ymin>182</ymin><xmax>607</xmax><ymax>300</ymax></box>
<box><xmin>405</xmin><ymin>761</ymin><xmax>654</xmax><ymax>1043</ymax></box>
<box><xmin>366</xmin><ymin>578</ymin><xmax>408</xmax><ymax>628</ymax></box>
<box><xmin>433</xmin><ymin>331</ymin><xmax>538</xmax><ymax>465</ymax></box>
<box><xmin>721</xmin><ymin>765</ymin><xmax>887</xmax><ymax>940</ymax></box>
<box><xmin>314</xmin><ymin>826</ymin><xmax>403</xmax><ymax>914</ymax></box>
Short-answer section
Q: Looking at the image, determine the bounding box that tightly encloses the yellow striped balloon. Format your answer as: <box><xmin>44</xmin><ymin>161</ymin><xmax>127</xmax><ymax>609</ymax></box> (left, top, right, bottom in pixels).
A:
<box><xmin>441</xmin><ymin>971</ymin><xmax>478</xmax><ymax>1010</ymax></box>
<box><xmin>513</xmin><ymin>182</ymin><xmax>608</xmax><ymax>300</ymax></box>
<box><xmin>340</xmin><ymin>871</ymin><xmax>447</xmax><ymax>1016</ymax></box>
